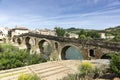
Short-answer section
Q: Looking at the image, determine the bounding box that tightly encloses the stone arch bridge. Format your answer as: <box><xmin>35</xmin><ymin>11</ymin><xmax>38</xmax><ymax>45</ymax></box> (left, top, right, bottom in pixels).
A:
<box><xmin>13</xmin><ymin>32</ymin><xmax>120</xmax><ymax>60</ymax></box>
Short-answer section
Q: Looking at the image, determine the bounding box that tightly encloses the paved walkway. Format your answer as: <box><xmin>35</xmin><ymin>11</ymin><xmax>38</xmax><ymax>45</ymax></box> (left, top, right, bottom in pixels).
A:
<box><xmin>0</xmin><ymin>59</ymin><xmax>109</xmax><ymax>80</ymax></box>
<box><xmin>0</xmin><ymin>60</ymin><xmax>81</xmax><ymax>80</ymax></box>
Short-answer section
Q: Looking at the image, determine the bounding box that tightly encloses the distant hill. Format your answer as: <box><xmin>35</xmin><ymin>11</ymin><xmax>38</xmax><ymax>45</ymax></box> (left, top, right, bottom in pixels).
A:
<box><xmin>65</xmin><ymin>26</ymin><xmax>120</xmax><ymax>35</ymax></box>
<box><xmin>105</xmin><ymin>26</ymin><xmax>120</xmax><ymax>35</ymax></box>
<box><xmin>65</xmin><ymin>27</ymin><xmax>102</xmax><ymax>34</ymax></box>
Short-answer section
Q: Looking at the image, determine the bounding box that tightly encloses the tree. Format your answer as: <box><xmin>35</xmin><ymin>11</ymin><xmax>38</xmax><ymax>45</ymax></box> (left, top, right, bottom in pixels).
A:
<box><xmin>79</xmin><ymin>34</ymin><xmax>87</xmax><ymax>39</ymax></box>
<box><xmin>87</xmin><ymin>31</ymin><xmax>100</xmax><ymax>39</ymax></box>
<box><xmin>54</xmin><ymin>27</ymin><xmax>65</xmax><ymax>37</ymax></box>
<box><xmin>110</xmin><ymin>54</ymin><xmax>120</xmax><ymax>77</ymax></box>
<box><xmin>113</xmin><ymin>34</ymin><xmax>120</xmax><ymax>42</ymax></box>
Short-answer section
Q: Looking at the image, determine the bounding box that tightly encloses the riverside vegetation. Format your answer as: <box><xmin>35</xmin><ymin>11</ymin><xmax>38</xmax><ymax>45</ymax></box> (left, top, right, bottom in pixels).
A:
<box><xmin>61</xmin><ymin>53</ymin><xmax>120</xmax><ymax>80</ymax></box>
<box><xmin>0</xmin><ymin>43</ymin><xmax>47</xmax><ymax>70</ymax></box>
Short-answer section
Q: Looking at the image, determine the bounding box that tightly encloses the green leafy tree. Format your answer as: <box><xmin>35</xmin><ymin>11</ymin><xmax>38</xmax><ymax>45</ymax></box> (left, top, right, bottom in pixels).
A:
<box><xmin>87</xmin><ymin>31</ymin><xmax>100</xmax><ymax>39</ymax></box>
<box><xmin>79</xmin><ymin>34</ymin><xmax>87</xmax><ymax>39</ymax></box>
<box><xmin>54</xmin><ymin>27</ymin><xmax>65</xmax><ymax>37</ymax></box>
<box><xmin>0</xmin><ymin>44</ymin><xmax>47</xmax><ymax>70</ymax></box>
<box><xmin>110</xmin><ymin>54</ymin><xmax>120</xmax><ymax>77</ymax></box>
<box><xmin>113</xmin><ymin>34</ymin><xmax>120</xmax><ymax>42</ymax></box>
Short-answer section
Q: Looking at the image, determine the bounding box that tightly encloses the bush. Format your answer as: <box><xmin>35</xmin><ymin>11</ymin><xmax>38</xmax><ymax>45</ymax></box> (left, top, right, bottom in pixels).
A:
<box><xmin>110</xmin><ymin>54</ymin><xmax>120</xmax><ymax>77</ymax></box>
<box><xmin>0</xmin><ymin>44</ymin><xmax>47</xmax><ymax>70</ymax></box>
<box><xmin>18</xmin><ymin>74</ymin><xmax>40</xmax><ymax>80</ymax></box>
<box><xmin>93</xmin><ymin>67</ymin><xmax>101</xmax><ymax>78</ymax></box>
<box><xmin>78</xmin><ymin>62</ymin><xmax>94</xmax><ymax>79</ymax></box>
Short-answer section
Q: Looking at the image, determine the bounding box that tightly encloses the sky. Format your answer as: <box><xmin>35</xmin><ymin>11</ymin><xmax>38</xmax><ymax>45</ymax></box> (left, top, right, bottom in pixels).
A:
<box><xmin>0</xmin><ymin>0</ymin><xmax>120</xmax><ymax>30</ymax></box>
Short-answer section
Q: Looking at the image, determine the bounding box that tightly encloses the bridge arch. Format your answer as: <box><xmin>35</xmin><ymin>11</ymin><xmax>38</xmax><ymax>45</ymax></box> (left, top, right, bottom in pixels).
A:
<box><xmin>61</xmin><ymin>45</ymin><xmax>84</xmax><ymax>60</ymax></box>
<box><xmin>101</xmin><ymin>54</ymin><xmax>112</xmax><ymax>59</ymax></box>
<box><xmin>38</xmin><ymin>39</ymin><xmax>52</xmax><ymax>57</ymax></box>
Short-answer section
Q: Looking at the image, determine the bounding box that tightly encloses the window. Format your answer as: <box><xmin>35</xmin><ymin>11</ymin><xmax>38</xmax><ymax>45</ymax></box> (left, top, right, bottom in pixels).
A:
<box><xmin>89</xmin><ymin>49</ymin><xmax>95</xmax><ymax>57</ymax></box>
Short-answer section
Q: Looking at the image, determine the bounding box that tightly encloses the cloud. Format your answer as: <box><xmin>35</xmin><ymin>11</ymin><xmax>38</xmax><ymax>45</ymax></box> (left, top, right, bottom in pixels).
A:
<box><xmin>0</xmin><ymin>0</ymin><xmax>120</xmax><ymax>30</ymax></box>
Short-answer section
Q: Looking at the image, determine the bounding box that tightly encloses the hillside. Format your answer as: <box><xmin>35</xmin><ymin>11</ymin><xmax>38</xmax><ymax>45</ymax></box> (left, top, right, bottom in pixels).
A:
<box><xmin>105</xmin><ymin>26</ymin><xmax>120</xmax><ymax>35</ymax></box>
<box><xmin>65</xmin><ymin>26</ymin><xmax>120</xmax><ymax>35</ymax></box>
<box><xmin>65</xmin><ymin>27</ymin><xmax>103</xmax><ymax>34</ymax></box>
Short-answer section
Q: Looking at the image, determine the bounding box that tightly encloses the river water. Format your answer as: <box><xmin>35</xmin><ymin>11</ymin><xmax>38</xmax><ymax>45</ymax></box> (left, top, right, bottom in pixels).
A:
<box><xmin>65</xmin><ymin>47</ymin><xmax>84</xmax><ymax>60</ymax></box>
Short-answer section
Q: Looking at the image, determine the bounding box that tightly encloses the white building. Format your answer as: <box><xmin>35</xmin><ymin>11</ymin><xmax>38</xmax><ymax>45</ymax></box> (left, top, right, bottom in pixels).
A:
<box><xmin>35</xmin><ymin>29</ymin><xmax>56</xmax><ymax>36</ymax></box>
<box><xmin>100</xmin><ymin>33</ymin><xmax>106</xmax><ymax>39</ymax></box>
<box><xmin>100</xmin><ymin>33</ymin><xmax>115</xmax><ymax>39</ymax></box>
<box><xmin>65</xmin><ymin>33</ymin><xmax>79</xmax><ymax>38</ymax></box>
<box><xmin>11</xmin><ymin>27</ymin><xmax>29</xmax><ymax>38</ymax></box>
<box><xmin>0</xmin><ymin>27</ymin><xmax>9</xmax><ymax>39</ymax></box>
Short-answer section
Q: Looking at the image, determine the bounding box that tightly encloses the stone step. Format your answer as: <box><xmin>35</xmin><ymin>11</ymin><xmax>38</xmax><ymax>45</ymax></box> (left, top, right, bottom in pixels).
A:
<box><xmin>0</xmin><ymin>60</ymin><xmax>79</xmax><ymax>80</ymax></box>
<box><xmin>39</xmin><ymin>67</ymin><xmax>71</xmax><ymax>78</ymax></box>
<box><xmin>42</xmin><ymin>69</ymin><xmax>74</xmax><ymax>80</ymax></box>
<box><xmin>36</xmin><ymin>66</ymin><xmax>64</xmax><ymax>74</ymax></box>
<box><xmin>30</xmin><ymin>64</ymin><xmax>61</xmax><ymax>71</ymax></box>
<box><xmin>29</xmin><ymin>61</ymin><xmax>60</xmax><ymax>69</ymax></box>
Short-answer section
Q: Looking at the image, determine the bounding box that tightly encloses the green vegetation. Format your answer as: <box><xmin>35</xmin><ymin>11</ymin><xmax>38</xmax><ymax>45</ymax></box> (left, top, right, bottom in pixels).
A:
<box><xmin>18</xmin><ymin>74</ymin><xmax>40</xmax><ymax>80</ymax></box>
<box><xmin>65</xmin><ymin>26</ymin><xmax>120</xmax><ymax>42</ymax></box>
<box><xmin>0</xmin><ymin>44</ymin><xmax>47</xmax><ymax>70</ymax></box>
<box><xmin>105</xmin><ymin>26</ymin><xmax>120</xmax><ymax>42</ymax></box>
<box><xmin>54</xmin><ymin>27</ymin><xmax>65</xmax><ymax>37</ymax></box>
<box><xmin>77</xmin><ymin>29</ymin><xmax>100</xmax><ymax>39</ymax></box>
<box><xmin>110</xmin><ymin>53</ymin><xmax>120</xmax><ymax>77</ymax></box>
<box><xmin>61</xmin><ymin>61</ymin><xmax>109</xmax><ymax>80</ymax></box>
<box><xmin>54</xmin><ymin>26</ymin><xmax>120</xmax><ymax>41</ymax></box>
<box><xmin>61</xmin><ymin>62</ymin><xmax>94</xmax><ymax>80</ymax></box>
<box><xmin>113</xmin><ymin>34</ymin><xmax>120</xmax><ymax>42</ymax></box>
<box><xmin>78</xmin><ymin>62</ymin><xmax>94</xmax><ymax>79</ymax></box>
<box><xmin>65</xmin><ymin>28</ymin><xmax>100</xmax><ymax>39</ymax></box>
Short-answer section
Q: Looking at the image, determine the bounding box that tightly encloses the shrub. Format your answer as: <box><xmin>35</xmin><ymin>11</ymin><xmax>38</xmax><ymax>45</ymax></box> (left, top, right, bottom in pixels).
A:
<box><xmin>110</xmin><ymin>54</ymin><xmax>120</xmax><ymax>77</ymax></box>
<box><xmin>0</xmin><ymin>44</ymin><xmax>47</xmax><ymax>70</ymax></box>
<box><xmin>93</xmin><ymin>67</ymin><xmax>101</xmax><ymax>78</ymax></box>
<box><xmin>18</xmin><ymin>74</ymin><xmax>40</xmax><ymax>80</ymax></box>
<box><xmin>78</xmin><ymin>62</ymin><xmax>94</xmax><ymax>79</ymax></box>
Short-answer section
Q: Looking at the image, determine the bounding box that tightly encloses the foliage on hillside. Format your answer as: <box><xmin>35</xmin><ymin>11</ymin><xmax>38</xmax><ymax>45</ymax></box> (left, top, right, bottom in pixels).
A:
<box><xmin>0</xmin><ymin>44</ymin><xmax>47</xmax><ymax>70</ymax></box>
<box><xmin>65</xmin><ymin>26</ymin><xmax>120</xmax><ymax>41</ymax></box>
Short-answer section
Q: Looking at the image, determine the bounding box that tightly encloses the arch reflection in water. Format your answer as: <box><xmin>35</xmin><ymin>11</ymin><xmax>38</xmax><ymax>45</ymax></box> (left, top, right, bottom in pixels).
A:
<box><xmin>62</xmin><ymin>46</ymin><xmax>84</xmax><ymax>60</ymax></box>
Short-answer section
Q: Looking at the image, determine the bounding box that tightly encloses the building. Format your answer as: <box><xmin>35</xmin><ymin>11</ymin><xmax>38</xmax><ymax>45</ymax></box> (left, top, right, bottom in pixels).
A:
<box><xmin>35</xmin><ymin>29</ymin><xmax>56</xmax><ymax>36</ymax></box>
<box><xmin>99</xmin><ymin>32</ymin><xmax>115</xmax><ymax>39</ymax></box>
<box><xmin>100</xmin><ymin>33</ymin><xmax>106</xmax><ymax>39</ymax></box>
<box><xmin>65</xmin><ymin>32</ymin><xmax>79</xmax><ymax>38</ymax></box>
<box><xmin>11</xmin><ymin>26</ymin><xmax>29</xmax><ymax>38</ymax></box>
<box><xmin>0</xmin><ymin>27</ymin><xmax>9</xmax><ymax>42</ymax></box>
